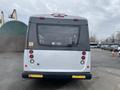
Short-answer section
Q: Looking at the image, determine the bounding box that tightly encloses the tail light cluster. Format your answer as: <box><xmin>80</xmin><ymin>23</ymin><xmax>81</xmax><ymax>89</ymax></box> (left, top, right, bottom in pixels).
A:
<box><xmin>29</xmin><ymin>49</ymin><xmax>34</xmax><ymax>64</ymax></box>
<box><xmin>80</xmin><ymin>51</ymin><xmax>86</xmax><ymax>64</ymax></box>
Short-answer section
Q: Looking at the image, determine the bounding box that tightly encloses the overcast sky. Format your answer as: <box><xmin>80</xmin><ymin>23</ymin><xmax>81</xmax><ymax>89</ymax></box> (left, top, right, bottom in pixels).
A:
<box><xmin>0</xmin><ymin>0</ymin><xmax>120</xmax><ymax>39</ymax></box>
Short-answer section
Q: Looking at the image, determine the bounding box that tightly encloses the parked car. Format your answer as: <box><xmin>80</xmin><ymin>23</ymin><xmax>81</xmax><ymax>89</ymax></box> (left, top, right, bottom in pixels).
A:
<box><xmin>110</xmin><ymin>45</ymin><xmax>119</xmax><ymax>51</ymax></box>
<box><xmin>101</xmin><ymin>45</ymin><xmax>109</xmax><ymax>50</ymax></box>
<box><xmin>101</xmin><ymin>44</ymin><xmax>119</xmax><ymax>51</ymax></box>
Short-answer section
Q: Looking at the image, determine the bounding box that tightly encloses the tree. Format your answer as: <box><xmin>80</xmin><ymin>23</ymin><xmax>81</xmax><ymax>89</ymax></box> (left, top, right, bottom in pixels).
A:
<box><xmin>116</xmin><ymin>32</ymin><xmax>120</xmax><ymax>43</ymax></box>
<box><xmin>89</xmin><ymin>34</ymin><xmax>98</xmax><ymax>43</ymax></box>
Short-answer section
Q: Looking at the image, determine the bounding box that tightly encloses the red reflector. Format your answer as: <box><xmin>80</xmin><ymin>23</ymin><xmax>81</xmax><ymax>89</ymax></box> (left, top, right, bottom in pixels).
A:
<box><xmin>25</xmin><ymin>65</ymin><xmax>28</xmax><ymax>67</ymax></box>
<box><xmin>87</xmin><ymin>66</ymin><xmax>90</xmax><ymax>68</ymax></box>
<box><xmin>81</xmin><ymin>56</ymin><xmax>85</xmax><ymax>60</ymax></box>
<box><xmin>29</xmin><ymin>55</ymin><xmax>34</xmax><ymax>58</ymax></box>
<box><xmin>29</xmin><ymin>50</ymin><xmax>33</xmax><ymax>54</ymax></box>
<box><xmin>39</xmin><ymin>17</ymin><xmax>45</xmax><ymax>20</ymax></box>
<box><xmin>82</xmin><ymin>51</ymin><xmax>86</xmax><ymax>55</ymax></box>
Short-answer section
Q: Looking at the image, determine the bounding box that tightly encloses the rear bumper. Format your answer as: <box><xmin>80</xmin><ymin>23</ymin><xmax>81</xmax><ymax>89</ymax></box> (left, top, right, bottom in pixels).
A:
<box><xmin>22</xmin><ymin>71</ymin><xmax>92</xmax><ymax>80</ymax></box>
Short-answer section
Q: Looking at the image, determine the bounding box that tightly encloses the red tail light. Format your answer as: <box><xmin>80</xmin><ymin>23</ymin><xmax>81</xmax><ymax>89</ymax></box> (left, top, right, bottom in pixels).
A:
<box><xmin>81</xmin><ymin>56</ymin><xmax>85</xmax><ymax>60</ymax></box>
<box><xmin>29</xmin><ymin>50</ymin><xmax>33</xmax><ymax>54</ymax></box>
<box><xmin>29</xmin><ymin>55</ymin><xmax>34</xmax><ymax>58</ymax></box>
<box><xmin>82</xmin><ymin>51</ymin><xmax>86</xmax><ymax>55</ymax></box>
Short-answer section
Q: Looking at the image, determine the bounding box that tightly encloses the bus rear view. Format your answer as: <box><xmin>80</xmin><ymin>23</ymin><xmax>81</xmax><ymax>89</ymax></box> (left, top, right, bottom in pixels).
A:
<box><xmin>22</xmin><ymin>14</ymin><xmax>92</xmax><ymax>79</ymax></box>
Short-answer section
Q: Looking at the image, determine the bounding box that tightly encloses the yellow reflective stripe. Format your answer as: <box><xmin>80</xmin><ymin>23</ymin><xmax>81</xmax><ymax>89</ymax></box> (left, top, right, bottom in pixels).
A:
<box><xmin>28</xmin><ymin>74</ymin><xmax>43</xmax><ymax>78</ymax></box>
<box><xmin>72</xmin><ymin>75</ymin><xmax>86</xmax><ymax>79</ymax></box>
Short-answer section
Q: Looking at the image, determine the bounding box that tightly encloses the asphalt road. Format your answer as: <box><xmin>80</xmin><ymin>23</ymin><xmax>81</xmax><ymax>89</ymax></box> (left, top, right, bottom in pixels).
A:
<box><xmin>0</xmin><ymin>49</ymin><xmax>120</xmax><ymax>90</ymax></box>
<box><xmin>91</xmin><ymin>49</ymin><xmax>120</xmax><ymax>69</ymax></box>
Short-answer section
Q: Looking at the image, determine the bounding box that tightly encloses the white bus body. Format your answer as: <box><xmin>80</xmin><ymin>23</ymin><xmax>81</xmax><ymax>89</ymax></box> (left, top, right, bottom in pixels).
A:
<box><xmin>22</xmin><ymin>14</ymin><xmax>92</xmax><ymax>79</ymax></box>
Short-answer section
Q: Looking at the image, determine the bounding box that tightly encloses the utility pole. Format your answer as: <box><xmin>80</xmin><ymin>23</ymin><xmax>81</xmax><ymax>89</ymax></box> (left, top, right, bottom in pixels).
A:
<box><xmin>0</xmin><ymin>11</ymin><xmax>4</xmax><ymax>27</ymax></box>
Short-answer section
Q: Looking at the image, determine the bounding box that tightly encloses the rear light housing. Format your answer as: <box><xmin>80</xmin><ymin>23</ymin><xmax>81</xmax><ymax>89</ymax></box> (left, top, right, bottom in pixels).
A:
<box><xmin>80</xmin><ymin>51</ymin><xmax>86</xmax><ymax>64</ymax></box>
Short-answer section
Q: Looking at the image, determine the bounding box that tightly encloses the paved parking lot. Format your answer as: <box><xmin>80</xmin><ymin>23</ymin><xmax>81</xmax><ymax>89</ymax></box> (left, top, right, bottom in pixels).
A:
<box><xmin>0</xmin><ymin>49</ymin><xmax>120</xmax><ymax>90</ymax></box>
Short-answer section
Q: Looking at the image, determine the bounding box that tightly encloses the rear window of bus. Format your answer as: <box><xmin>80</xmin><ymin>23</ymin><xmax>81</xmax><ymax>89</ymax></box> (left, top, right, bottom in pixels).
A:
<box><xmin>37</xmin><ymin>24</ymin><xmax>80</xmax><ymax>47</ymax></box>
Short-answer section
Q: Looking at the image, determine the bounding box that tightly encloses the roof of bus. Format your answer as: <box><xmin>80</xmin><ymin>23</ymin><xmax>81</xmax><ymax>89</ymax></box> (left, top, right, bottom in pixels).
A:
<box><xmin>30</xmin><ymin>14</ymin><xmax>87</xmax><ymax>20</ymax></box>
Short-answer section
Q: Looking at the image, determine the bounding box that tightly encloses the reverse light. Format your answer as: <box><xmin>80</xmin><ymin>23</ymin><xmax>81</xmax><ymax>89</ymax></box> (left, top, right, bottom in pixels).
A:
<box><xmin>30</xmin><ymin>59</ymin><xmax>34</xmax><ymax>63</ymax></box>
<box><xmin>80</xmin><ymin>60</ymin><xmax>85</xmax><ymax>64</ymax></box>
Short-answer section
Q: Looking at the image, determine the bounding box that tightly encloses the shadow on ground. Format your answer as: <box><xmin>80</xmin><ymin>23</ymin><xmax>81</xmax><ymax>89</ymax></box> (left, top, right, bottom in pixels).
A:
<box><xmin>8</xmin><ymin>79</ymin><xmax>81</xmax><ymax>90</ymax></box>
<box><xmin>27</xmin><ymin>79</ymin><xmax>74</xmax><ymax>90</ymax></box>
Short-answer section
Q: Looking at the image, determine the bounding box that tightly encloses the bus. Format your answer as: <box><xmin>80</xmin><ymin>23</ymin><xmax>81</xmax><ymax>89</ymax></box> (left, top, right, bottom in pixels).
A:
<box><xmin>22</xmin><ymin>13</ymin><xmax>92</xmax><ymax>79</ymax></box>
